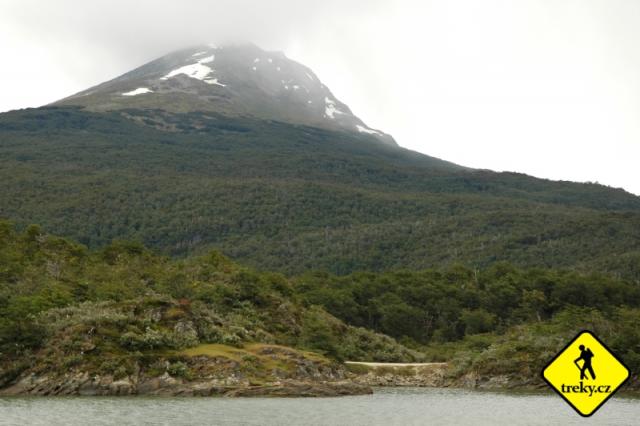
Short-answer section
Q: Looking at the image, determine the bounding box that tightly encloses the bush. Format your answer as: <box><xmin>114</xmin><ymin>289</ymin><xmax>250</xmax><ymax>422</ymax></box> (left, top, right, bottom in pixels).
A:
<box><xmin>167</xmin><ymin>361</ymin><xmax>190</xmax><ymax>378</ymax></box>
<box><xmin>120</xmin><ymin>328</ymin><xmax>166</xmax><ymax>350</ymax></box>
<box><xmin>0</xmin><ymin>319</ymin><xmax>47</xmax><ymax>353</ymax></box>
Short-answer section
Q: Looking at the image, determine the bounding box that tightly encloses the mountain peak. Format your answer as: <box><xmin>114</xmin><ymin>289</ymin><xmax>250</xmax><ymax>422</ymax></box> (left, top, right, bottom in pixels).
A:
<box><xmin>56</xmin><ymin>44</ymin><xmax>396</xmax><ymax>146</ymax></box>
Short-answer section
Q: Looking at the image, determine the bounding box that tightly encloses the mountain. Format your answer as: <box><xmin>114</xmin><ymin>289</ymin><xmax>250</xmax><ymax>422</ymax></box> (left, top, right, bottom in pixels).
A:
<box><xmin>55</xmin><ymin>43</ymin><xmax>397</xmax><ymax>146</ymax></box>
<box><xmin>1</xmin><ymin>44</ymin><xmax>640</xmax><ymax>278</ymax></box>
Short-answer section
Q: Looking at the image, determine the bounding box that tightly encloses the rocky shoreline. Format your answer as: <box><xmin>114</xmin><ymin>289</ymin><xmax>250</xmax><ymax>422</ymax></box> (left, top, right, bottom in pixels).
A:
<box><xmin>0</xmin><ymin>372</ymin><xmax>371</xmax><ymax>397</ymax></box>
<box><xmin>9</xmin><ymin>357</ymin><xmax>632</xmax><ymax>397</ymax></box>
<box><xmin>0</xmin><ymin>361</ymin><xmax>544</xmax><ymax>397</ymax></box>
<box><xmin>0</xmin><ymin>343</ymin><xmax>376</xmax><ymax>398</ymax></box>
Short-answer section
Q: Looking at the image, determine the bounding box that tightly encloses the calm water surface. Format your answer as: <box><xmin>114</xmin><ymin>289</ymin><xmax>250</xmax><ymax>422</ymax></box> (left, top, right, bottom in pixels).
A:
<box><xmin>1</xmin><ymin>387</ymin><xmax>639</xmax><ymax>425</ymax></box>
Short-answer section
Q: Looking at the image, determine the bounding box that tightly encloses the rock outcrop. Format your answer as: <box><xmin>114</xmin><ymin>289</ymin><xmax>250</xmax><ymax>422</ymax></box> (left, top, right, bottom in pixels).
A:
<box><xmin>0</xmin><ymin>373</ymin><xmax>370</xmax><ymax>397</ymax></box>
<box><xmin>0</xmin><ymin>343</ymin><xmax>373</xmax><ymax>397</ymax></box>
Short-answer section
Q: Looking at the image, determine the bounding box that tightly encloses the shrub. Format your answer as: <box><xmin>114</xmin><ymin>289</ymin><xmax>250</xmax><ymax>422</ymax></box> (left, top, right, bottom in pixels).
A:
<box><xmin>167</xmin><ymin>361</ymin><xmax>190</xmax><ymax>379</ymax></box>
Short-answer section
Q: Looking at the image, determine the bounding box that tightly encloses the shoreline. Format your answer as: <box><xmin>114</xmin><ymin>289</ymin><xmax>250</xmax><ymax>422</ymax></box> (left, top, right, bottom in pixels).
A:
<box><xmin>0</xmin><ymin>374</ymin><xmax>373</xmax><ymax>398</ymax></box>
<box><xmin>3</xmin><ymin>359</ymin><xmax>636</xmax><ymax>398</ymax></box>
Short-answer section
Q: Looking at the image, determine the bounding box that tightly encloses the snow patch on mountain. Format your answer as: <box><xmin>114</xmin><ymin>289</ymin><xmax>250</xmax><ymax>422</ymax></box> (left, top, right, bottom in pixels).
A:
<box><xmin>162</xmin><ymin>62</ymin><xmax>212</xmax><ymax>81</ymax></box>
<box><xmin>205</xmin><ymin>78</ymin><xmax>226</xmax><ymax>87</ymax></box>
<box><xmin>162</xmin><ymin>54</ymin><xmax>224</xmax><ymax>86</ymax></box>
<box><xmin>356</xmin><ymin>125</ymin><xmax>382</xmax><ymax>136</ymax></box>
<box><xmin>122</xmin><ymin>88</ymin><xmax>153</xmax><ymax>97</ymax></box>
<box><xmin>324</xmin><ymin>97</ymin><xmax>345</xmax><ymax>119</ymax></box>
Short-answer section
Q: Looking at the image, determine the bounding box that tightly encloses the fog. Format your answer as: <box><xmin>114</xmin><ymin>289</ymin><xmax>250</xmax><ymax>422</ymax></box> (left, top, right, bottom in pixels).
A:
<box><xmin>1</xmin><ymin>0</ymin><xmax>639</xmax><ymax>194</ymax></box>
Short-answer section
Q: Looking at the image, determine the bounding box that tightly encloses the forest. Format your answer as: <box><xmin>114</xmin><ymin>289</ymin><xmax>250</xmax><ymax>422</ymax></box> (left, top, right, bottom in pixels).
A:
<box><xmin>2</xmin><ymin>222</ymin><xmax>639</xmax><ymax>387</ymax></box>
<box><xmin>1</xmin><ymin>107</ymin><xmax>639</xmax><ymax>279</ymax></box>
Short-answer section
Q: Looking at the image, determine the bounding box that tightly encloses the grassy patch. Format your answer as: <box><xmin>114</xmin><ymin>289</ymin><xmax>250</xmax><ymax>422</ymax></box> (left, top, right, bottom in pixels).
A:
<box><xmin>181</xmin><ymin>344</ymin><xmax>248</xmax><ymax>360</ymax></box>
<box><xmin>344</xmin><ymin>363</ymin><xmax>372</xmax><ymax>375</ymax></box>
<box><xmin>180</xmin><ymin>342</ymin><xmax>330</xmax><ymax>376</ymax></box>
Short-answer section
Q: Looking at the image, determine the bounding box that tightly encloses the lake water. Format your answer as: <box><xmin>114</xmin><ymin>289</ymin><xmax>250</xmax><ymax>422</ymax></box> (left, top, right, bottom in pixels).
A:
<box><xmin>1</xmin><ymin>387</ymin><xmax>639</xmax><ymax>425</ymax></box>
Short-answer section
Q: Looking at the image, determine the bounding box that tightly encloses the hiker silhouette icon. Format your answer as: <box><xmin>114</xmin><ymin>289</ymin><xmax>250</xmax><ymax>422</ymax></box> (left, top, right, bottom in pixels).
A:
<box><xmin>574</xmin><ymin>344</ymin><xmax>596</xmax><ymax>380</ymax></box>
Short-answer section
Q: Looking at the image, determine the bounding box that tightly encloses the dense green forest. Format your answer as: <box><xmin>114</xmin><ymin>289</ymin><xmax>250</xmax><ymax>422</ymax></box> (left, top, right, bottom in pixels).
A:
<box><xmin>1</xmin><ymin>223</ymin><xmax>639</xmax><ymax>387</ymax></box>
<box><xmin>1</xmin><ymin>107</ymin><xmax>639</xmax><ymax>278</ymax></box>
<box><xmin>295</xmin><ymin>265</ymin><xmax>640</xmax><ymax>344</ymax></box>
<box><xmin>295</xmin><ymin>266</ymin><xmax>640</xmax><ymax>380</ymax></box>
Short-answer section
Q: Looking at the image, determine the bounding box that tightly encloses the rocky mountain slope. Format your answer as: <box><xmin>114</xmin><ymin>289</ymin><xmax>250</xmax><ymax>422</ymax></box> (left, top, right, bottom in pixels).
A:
<box><xmin>55</xmin><ymin>43</ymin><xmax>396</xmax><ymax>146</ymax></box>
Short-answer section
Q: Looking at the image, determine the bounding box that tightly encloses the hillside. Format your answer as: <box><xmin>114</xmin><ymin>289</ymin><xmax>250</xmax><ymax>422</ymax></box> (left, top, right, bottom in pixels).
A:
<box><xmin>1</xmin><ymin>106</ymin><xmax>639</xmax><ymax>278</ymax></box>
<box><xmin>2</xmin><ymin>224</ymin><xmax>639</xmax><ymax>392</ymax></box>
<box><xmin>0</xmin><ymin>222</ymin><xmax>417</xmax><ymax>395</ymax></box>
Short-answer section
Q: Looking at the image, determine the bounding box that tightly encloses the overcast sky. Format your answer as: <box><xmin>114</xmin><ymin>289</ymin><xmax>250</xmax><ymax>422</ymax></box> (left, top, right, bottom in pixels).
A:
<box><xmin>1</xmin><ymin>0</ymin><xmax>639</xmax><ymax>195</ymax></box>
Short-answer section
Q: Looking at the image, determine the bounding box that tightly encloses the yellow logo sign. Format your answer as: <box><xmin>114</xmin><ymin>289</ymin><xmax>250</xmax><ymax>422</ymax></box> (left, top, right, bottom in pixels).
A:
<box><xmin>542</xmin><ymin>330</ymin><xmax>629</xmax><ymax>417</ymax></box>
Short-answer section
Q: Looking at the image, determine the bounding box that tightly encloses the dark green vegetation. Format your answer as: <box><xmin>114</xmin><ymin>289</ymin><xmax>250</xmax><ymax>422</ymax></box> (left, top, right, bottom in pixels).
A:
<box><xmin>295</xmin><ymin>265</ymin><xmax>640</xmax><ymax>386</ymax></box>
<box><xmin>296</xmin><ymin>265</ymin><xmax>640</xmax><ymax>344</ymax></box>
<box><xmin>0</xmin><ymin>222</ymin><xmax>418</xmax><ymax>389</ymax></box>
<box><xmin>2</xmin><ymin>222</ymin><xmax>639</xmax><ymax>388</ymax></box>
<box><xmin>429</xmin><ymin>307</ymin><xmax>640</xmax><ymax>388</ymax></box>
<box><xmin>2</xmin><ymin>102</ymin><xmax>640</xmax><ymax>390</ymax></box>
<box><xmin>1</xmin><ymin>107</ymin><xmax>639</xmax><ymax>278</ymax></box>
